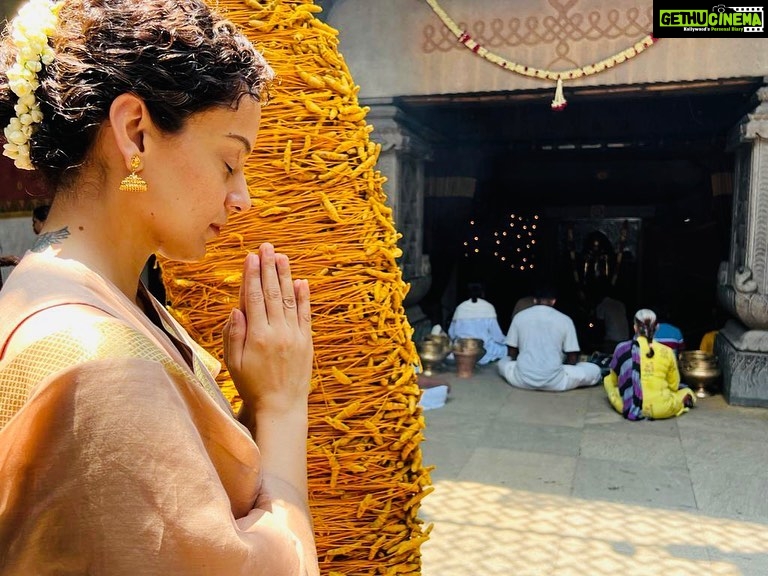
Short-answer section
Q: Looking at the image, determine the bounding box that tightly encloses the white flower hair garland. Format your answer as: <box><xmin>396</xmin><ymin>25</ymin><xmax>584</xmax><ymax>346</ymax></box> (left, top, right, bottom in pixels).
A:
<box><xmin>3</xmin><ymin>0</ymin><xmax>59</xmax><ymax>170</ymax></box>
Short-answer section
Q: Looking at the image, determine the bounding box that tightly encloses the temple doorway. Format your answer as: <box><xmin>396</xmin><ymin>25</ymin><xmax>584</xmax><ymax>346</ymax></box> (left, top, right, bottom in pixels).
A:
<box><xmin>414</xmin><ymin>78</ymin><xmax>758</xmax><ymax>349</ymax></box>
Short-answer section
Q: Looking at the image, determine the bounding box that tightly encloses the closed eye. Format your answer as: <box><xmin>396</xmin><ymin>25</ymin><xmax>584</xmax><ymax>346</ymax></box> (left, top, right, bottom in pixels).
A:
<box><xmin>225</xmin><ymin>163</ymin><xmax>234</xmax><ymax>175</ymax></box>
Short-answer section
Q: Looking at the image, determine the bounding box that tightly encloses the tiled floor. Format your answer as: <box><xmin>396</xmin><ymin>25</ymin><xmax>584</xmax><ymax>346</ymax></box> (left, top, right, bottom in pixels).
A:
<box><xmin>419</xmin><ymin>363</ymin><xmax>768</xmax><ymax>576</ymax></box>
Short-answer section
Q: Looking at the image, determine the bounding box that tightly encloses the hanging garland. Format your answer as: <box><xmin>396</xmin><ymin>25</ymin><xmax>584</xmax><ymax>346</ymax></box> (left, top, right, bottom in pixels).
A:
<box><xmin>424</xmin><ymin>0</ymin><xmax>659</xmax><ymax>110</ymax></box>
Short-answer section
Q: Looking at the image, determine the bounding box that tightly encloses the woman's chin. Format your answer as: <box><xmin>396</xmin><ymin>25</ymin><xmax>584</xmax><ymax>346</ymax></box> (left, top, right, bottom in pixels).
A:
<box><xmin>156</xmin><ymin>244</ymin><xmax>207</xmax><ymax>263</ymax></box>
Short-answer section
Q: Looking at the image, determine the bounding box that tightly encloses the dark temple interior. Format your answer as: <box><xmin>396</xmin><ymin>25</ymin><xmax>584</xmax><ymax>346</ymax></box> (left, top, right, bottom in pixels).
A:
<box><xmin>402</xmin><ymin>77</ymin><xmax>762</xmax><ymax>348</ymax></box>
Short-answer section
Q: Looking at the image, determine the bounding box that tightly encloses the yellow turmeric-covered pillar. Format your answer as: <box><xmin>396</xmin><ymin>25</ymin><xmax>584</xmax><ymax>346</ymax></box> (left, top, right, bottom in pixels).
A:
<box><xmin>160</xmin><ymin>2</ymin><xmax>432</xmax><ymax>574</ymax></box>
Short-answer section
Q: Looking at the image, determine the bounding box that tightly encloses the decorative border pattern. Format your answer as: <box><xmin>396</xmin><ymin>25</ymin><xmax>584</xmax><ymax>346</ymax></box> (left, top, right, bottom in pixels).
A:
<box><xmin>423</xmin><ymin>0</ymin><xmax>659</xmax><ymax>108</ymax></box>
<box><xmin>424</xmin><ymin>0</ymin><xmax>658</xmax><ymax>80</ymax></box>
<box><xmin>423</xmin><ymin>3</ymin><xmax>654</xmax><ymax>56</ymax></box>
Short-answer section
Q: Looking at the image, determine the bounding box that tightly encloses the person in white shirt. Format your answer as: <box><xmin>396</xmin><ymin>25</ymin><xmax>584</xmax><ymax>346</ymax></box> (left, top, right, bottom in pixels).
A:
<box><xmin>448</xmin><ymin>283</ymin><xmax>507</xmax><ymax>365</ymax></box>
<box><xmin>498</xmin><ymin>285</ymin><xmax>602</xmax><ymax>391</ymax></box>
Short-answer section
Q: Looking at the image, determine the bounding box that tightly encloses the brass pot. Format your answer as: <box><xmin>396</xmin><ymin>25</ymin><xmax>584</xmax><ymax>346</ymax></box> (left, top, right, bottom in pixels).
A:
<box><xmin>453</xmin><ymin>337</ymin><xmax>484</xmax><ymax>353</ymax></box>
<box><xmin>680</xmin><ymin>350</ymin><xmax>715</xmax><ymax>364</ymax></box>
<box><xmin>417</xmin><ymin>339</ymin><xmax>450</xmax><ymax>376</ymax></box>
<box><xmin>679</xmin><ymin>350</ymin><xmax>721</xmax><ymax>398</ymax></box>
<box><xmin>450</xmin><ymin>338</ymin><xmax>483</xmax><ymax>378</ymax></box>
<box><xmin>424</xmin><ymin>333</ymin><xmax>451</xmax><ymax>355</ymax></box>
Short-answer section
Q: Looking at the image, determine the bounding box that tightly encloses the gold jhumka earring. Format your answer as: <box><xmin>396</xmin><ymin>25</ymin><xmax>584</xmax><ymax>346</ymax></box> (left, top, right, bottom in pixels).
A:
<box><xmin>119</xmin><ymin>154</ymin><xmax>147</xmax><ymax>193</ymax></box>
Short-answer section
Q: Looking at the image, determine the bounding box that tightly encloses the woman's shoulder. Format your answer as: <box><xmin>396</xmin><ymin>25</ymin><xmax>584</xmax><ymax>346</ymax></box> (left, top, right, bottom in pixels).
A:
<box><xmin>3</xmin><ymin>305</ymin><xmax>158</xmax><ymax>365</ymax></box>
<box><xmin>0</xmin><ymin>307</ymin><xmax>169</xmax><ymax>430</ymax></box>
<box><xmin>0</xmin><ymin>254</ymin><xmax>162</xmax><ymax>361</ymax></box>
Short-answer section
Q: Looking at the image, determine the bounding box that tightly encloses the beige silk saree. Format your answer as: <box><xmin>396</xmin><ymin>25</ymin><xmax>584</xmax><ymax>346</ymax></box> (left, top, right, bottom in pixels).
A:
<box><xmin>0</xmin><ymin>251</ymin><xmax>307</xmax><ymax>575</ymax></box>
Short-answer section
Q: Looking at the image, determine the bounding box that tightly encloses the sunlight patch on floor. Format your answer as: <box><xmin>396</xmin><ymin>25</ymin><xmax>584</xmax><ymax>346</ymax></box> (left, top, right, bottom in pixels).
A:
<box><xmin>420</xmin><ymin>479</ymin><xmax>768</xmax><ymax>576</ymax></box>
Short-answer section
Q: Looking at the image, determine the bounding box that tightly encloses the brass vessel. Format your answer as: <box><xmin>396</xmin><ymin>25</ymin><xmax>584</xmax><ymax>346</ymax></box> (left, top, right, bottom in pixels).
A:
<box><xmin>417</xmin><ymin>335</ymin><xmax>451</xmax><ymax>376</ymax></box>
<box><xmin>453</xmin><ymin>337</ymin><xmax>485</xmax><ymax>354</ymax></box>
<box><xmin>452</xmin><ymin>338</ymin><xmax>486</xmax><ymax>378</ymax></box>
<box><xmin>424</xmin><ymin>333</ymin><xmax>451</xmax><ymax>352</ymax></box>
<box><xmin>679</xmin><ymin>350</ymin><xmax>721</xmax><ymax>398</ymax></box>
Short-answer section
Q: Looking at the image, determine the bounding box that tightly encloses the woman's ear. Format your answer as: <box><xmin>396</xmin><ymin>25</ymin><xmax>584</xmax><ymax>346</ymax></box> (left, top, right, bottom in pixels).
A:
<box><xmin>108</xmin><ymin>93</ymin><xmax>150</xmax><ymax>169</ymax></box>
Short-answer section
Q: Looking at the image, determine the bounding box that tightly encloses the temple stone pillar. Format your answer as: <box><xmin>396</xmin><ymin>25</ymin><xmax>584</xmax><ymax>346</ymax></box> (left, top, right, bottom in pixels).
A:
<box><xmin>716</xmin><ymin>82</ymin><xmax>768</xmax><ymax>406</ymax></box>
<box><xmin>365</xmin><ymin>98</ymin><xmax>433</xmax><ymax>340</ymax></box>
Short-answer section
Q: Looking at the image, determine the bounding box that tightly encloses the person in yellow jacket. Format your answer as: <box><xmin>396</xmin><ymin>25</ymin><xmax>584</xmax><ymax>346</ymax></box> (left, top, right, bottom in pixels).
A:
<box><xmin>604</xmin><ymin>309</ymin><xmax>696</xmax><ymax>420</ymax></box>
<box><xmin>699</xmin><ymin>330</ymin><xmax>718</xmax><ymax>355</ymax></box>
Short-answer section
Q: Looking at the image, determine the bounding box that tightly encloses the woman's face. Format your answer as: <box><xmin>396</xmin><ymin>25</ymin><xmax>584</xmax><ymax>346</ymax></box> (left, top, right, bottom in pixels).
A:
<box><xmin>143</xmin><ymin>97</ymin><xmax>261</xmax><ymax>261</ymax></box>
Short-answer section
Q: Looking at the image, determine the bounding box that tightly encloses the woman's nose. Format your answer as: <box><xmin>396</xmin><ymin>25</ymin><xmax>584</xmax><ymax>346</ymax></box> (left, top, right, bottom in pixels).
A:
<box><xmin>227</xmin><ymin>175</ymin><xmax>251</xmax><ymax>214</ymax></box>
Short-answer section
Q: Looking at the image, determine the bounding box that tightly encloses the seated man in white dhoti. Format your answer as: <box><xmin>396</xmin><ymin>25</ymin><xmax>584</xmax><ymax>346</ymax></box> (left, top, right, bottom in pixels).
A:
<box><xmin>448</xmin><ymin>283</ymin><xmax>507</xmax><ymax>365</ymax></box>
<box><xmin>498</xmin><ymin>284</ymin><xmax>602</xmax><ymax>391</ymax></box>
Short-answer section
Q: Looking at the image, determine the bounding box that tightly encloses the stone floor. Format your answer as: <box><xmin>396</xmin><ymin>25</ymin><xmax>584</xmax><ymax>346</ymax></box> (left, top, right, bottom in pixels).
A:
<box><xmin>418</xmin><ymin>362</ymin><xmax>768</xmax><ymax>576</ymax></box>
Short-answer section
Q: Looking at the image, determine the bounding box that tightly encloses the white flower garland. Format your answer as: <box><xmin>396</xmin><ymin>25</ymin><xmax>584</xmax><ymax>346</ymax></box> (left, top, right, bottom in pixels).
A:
<box><xmin>424</xmin><ymin>0</ymin><xmax>659</xmax><ymax>110</ymax></box>
<box><xmin>3</xmin><ymin>0</ymin><xmax>59</xmax><ymax>170</ymax></box>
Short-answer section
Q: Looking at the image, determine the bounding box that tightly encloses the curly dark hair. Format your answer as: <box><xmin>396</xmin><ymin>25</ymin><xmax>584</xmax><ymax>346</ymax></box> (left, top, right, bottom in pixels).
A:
<box><xmin>0</xmin><ymin>0</ymin><xmax>274</xmax><ymax>190</ymax></box>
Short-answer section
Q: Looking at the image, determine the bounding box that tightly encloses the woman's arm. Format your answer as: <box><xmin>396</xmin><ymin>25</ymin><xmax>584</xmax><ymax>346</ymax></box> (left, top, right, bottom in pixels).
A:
<box><xmin>223</xmin><ymin>243</ymin><xmax>318</xmax><ymax>575</ymax></box>
<box><xmin>0</xmin><ymin>355</ymin><xmax>311</xmax><ymax>575</ymax></box>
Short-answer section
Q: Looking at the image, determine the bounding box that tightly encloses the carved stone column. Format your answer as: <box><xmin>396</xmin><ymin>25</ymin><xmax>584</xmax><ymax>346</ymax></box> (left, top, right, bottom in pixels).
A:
<box><xmin>716</xmin><ymin>82</ymin><xmax>768</xmax><ymax>406</ymax></box>
<box><xmin>364</xmin><ymin>98</ymin><xmax>433</xmax><ymax>340</ymax></box>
